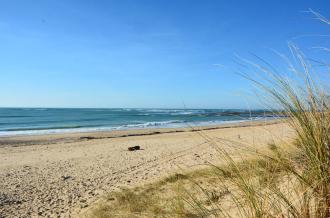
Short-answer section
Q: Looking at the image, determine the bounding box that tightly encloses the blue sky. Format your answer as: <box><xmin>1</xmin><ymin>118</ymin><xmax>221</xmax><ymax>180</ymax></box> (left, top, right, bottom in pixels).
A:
<box><xmin>0</xmin><ymin>0</ymin><xmax>329</xmax><ymax>108</ymax></box>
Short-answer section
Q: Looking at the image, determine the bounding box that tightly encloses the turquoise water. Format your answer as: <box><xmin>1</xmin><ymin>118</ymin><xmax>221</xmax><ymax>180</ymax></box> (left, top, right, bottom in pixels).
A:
<box><xmin>0</xmin><ymin>108</ymin><xmax>274</xmax><ymax>136</ymax></box>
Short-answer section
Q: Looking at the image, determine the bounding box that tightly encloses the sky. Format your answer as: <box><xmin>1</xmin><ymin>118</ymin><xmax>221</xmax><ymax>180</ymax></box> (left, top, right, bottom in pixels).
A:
<box><xmin>0</xmin><ymin>0</ymin><xmax>329</xmax><ymax>109</ymax></box>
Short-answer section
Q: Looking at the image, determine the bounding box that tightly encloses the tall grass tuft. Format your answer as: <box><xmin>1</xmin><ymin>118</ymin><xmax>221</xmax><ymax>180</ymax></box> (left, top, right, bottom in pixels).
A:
<box><xmin>88</xmin><ymin>12</ymin><xmax>330</xmax><ymax>218</ymax></box>
<box><xmin>186</xmin><ymin>14</ymin><xmax>330</xmax><ymax>218</ymax></box>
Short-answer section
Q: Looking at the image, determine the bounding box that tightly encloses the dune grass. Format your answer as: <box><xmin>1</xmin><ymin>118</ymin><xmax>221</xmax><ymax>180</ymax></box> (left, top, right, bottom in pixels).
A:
<box><xmin>183</xmin><ymin>12</ymin><xmax>330</xmax><ymax>217</ymax></box>
<box><xmin>87</xmin><ymin>12</ymin><xmax>330</xmax><ymax>218</ymax></box>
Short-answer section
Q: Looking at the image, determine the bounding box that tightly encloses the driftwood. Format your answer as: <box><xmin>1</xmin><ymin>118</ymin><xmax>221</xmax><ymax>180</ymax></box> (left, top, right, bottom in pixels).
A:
<box><xmin>128</xmin><ymin>145</ymin><xmax>141</xmax><ymax>151</ymax></box>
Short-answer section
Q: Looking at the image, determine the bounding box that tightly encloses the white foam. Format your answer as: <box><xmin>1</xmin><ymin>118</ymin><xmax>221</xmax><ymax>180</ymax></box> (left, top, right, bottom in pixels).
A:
<box><xmin>0</xmin><ymin>116</ymin><xmax>277</xmax><ymax>137</ymax></box>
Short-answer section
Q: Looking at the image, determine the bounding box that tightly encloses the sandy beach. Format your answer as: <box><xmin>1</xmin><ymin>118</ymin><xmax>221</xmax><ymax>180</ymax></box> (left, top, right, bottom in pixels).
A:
<box><xmin>0</xmin><ymin>120</ymin><xmax>293</xmax><ymax>217</ymax></box>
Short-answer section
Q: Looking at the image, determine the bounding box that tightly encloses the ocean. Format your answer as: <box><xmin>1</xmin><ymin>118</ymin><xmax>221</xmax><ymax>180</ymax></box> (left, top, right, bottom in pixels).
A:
<box><xmin>0</xmin><ymin>108</ymin><xmax>275</xmax><ymax>136</ymax></box>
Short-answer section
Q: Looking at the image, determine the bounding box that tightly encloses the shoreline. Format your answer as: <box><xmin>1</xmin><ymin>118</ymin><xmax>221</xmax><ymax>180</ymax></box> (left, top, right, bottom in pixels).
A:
<box><xmin>0</xmin><ymin>119</ymin><xmax>284</xmax><ymax>147</ymax></box>
<box><xmin>0</xmin><ymin>117</ymin><xmax>278</xmax><ymax>138</ymax></box>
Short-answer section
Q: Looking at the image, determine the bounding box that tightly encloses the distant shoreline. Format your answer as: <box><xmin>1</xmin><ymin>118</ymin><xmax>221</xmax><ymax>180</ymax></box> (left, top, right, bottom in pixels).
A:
<box><xmin>0</xmin><ymin>118</ymin><xmax>285</xmax><ymax>147</ymax></box>
<box><xmin>0</xmin><ymin>107</ymin><xmax>282</xmax><ymax>138</ymax></box>
<box><xmin>0</xmin><ymin>117</ymin><xmax>278</xmax><ymax>137</ymax></box>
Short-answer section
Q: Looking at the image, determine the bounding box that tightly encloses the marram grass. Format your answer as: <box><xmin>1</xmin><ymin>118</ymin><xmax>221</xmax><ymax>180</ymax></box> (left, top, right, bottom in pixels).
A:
<box><xmin>88</xmin><ymin>13</ymin><xmax>330</xmax><ymax>218</ymax></box>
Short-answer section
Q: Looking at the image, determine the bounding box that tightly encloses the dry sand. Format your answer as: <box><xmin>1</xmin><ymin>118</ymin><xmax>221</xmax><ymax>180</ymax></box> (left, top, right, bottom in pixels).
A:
<box><xmin>0</xmin><ymin>120</ymin><xmax>294</xmax><ymax>217</ymax></box>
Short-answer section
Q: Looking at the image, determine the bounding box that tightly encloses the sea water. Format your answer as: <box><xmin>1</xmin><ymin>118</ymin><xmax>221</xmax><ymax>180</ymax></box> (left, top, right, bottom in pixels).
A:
<box><xmin>0</xmin><ymin>108</ymin><xmax>275</xmax><ymax>136</ymax></box>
